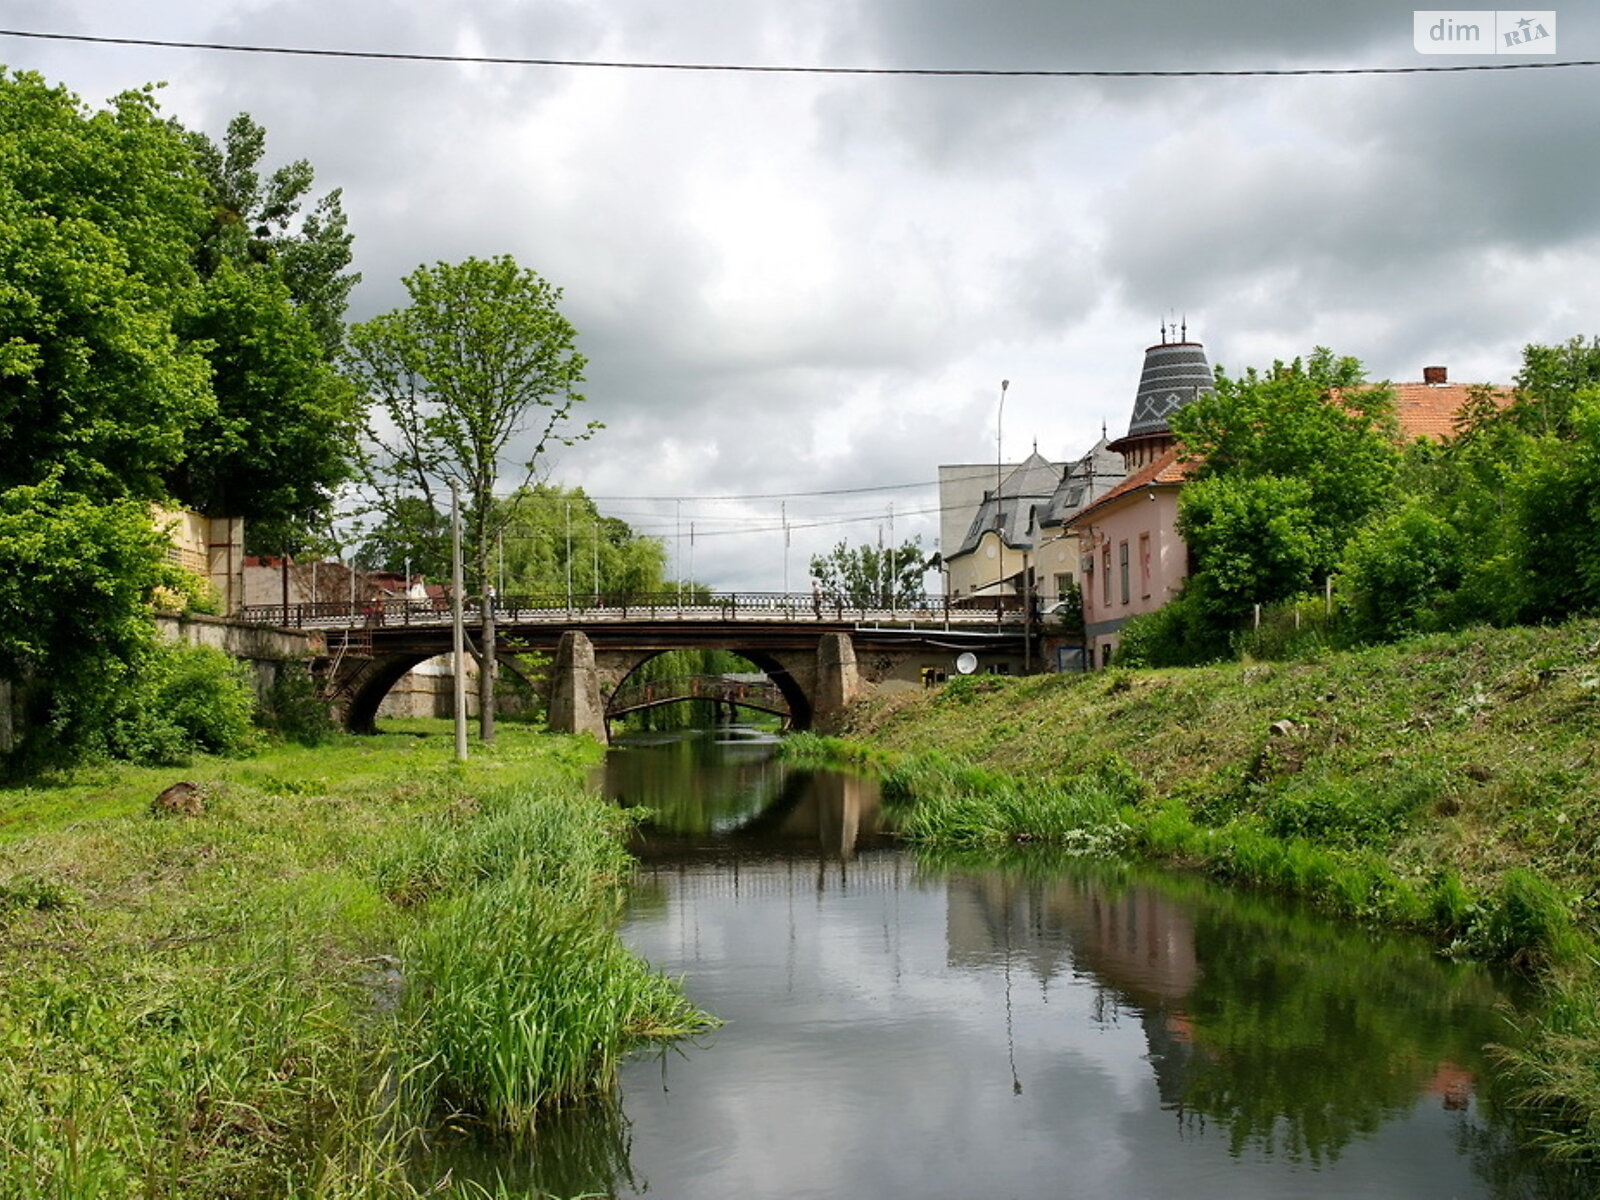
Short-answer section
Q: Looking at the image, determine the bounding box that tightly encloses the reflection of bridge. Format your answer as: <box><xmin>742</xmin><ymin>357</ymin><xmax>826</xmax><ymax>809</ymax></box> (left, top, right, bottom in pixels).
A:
<box><xmin>607</xmin><ymin>674</ymin><xmax>792</xmax><ymax>724</ymax></box>
<box><xmin>239</xmin><ymin>591</ymin><xmax>1028</xmax><ymax>740</ymax></box>
<box><xmin>633</xmin><ymin>852</ymin><xmax>922</xmax><ymax>900</ymax></box>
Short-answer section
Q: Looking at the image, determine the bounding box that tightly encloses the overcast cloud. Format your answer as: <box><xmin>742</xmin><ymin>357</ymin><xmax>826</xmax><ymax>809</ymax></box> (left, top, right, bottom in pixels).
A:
<box><xmin>4</xmin><ymin>3</ymin><xmax>1595</xmax><ymax>587</ymax></box>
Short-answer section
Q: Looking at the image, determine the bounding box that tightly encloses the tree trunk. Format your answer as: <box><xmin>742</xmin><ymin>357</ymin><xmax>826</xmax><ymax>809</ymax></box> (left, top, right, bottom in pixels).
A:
<box><xmin>479</xmin><ymin>593</ymin><xmax>496</xmax><ymax>745</ymax></box>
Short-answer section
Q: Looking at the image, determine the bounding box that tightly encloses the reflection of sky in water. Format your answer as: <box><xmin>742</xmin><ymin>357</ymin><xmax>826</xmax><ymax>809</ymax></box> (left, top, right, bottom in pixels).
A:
<box><xmin>421</xmin><ymin>737</ymin><xmax>1592</xmax><ymax>1198</ymax></box>
<box><xmin>616</xmin><ymin>856</ymin><xmax>1523</xmax><ymax>1200</ymax></box>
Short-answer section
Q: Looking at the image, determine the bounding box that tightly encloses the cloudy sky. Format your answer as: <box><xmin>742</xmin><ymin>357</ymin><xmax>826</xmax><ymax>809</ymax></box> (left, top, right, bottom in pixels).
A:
<box><xmin>4</xmin><ymin>3</ymin><xmax>1595</xmax><ymax>589</ymax></box>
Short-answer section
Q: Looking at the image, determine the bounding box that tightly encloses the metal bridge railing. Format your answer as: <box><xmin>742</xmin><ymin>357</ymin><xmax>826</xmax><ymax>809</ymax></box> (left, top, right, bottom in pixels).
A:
<box><xmin>238</xmin><ymin>591</ymin><xmax>1024</xmax><ymax>631</ymax></box>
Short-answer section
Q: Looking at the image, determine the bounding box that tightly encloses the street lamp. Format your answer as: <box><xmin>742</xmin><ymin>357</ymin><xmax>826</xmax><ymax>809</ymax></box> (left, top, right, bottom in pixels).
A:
<box><xmin>996</xmin><ymin>379</ymin><xmax>1009</xmax><ymax>624</ymax></box>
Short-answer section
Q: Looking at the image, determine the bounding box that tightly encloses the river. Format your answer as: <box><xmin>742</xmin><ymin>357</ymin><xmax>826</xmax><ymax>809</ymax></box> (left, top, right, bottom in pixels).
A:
<box><xmin>427</xmin><ymin>727</ymin><xmax>1596</xmax><ymax>1199</ymax></box>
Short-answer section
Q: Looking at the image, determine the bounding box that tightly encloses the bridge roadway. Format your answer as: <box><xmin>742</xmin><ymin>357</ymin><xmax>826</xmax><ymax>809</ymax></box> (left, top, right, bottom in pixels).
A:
<box><xmin>238</xmin><ymin>591</ymin><xmax>1030</xmax><ymax>736</ymax></box>
<box><xmin>239</xmin><ymin>590</ymin><xmax>1026</xmax><ymax>635</ymax></box>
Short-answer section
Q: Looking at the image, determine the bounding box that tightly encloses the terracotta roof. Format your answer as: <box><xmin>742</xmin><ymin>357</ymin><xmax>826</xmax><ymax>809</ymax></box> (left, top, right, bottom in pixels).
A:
<box><xmin>1064</xmin><ymin>446</ymin><xmax>1193</xmax><ymax>528</ymax></box>
<box><xmin>1387</xmin><ymin>382</ymin><xmax>1513</xmax><ymax>440</ymax></box>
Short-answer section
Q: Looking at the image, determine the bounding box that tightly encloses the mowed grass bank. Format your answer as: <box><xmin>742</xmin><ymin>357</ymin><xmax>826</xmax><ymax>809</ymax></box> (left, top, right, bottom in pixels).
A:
<box><xmin>0</xmin><ymin>724</ymin><xmax>709</xmax><ymax>1198</ymax></box>
<box><xmin>804</xmin><ymin>617</ymin><xmax>1600</xmax><ymax>1156</ymax></box>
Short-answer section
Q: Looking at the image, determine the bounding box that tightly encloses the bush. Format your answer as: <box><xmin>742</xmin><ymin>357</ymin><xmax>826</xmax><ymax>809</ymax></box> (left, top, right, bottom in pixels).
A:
<box><xmin>259</xmin><ymin>662</ymin><xmax>334</xmax><ymax>746</ymax></box>
<box><xmin>1113</xmin><ymin>591</ymin><xmax>1228</xmax><ymax>667</ymax></box>
<box><xmin>1336</xmin><ymin>499</ymin><xmax>1464</xmax><ymax>643</ymax></box>
<box><xmin>105</xmin><ymin>642</ymin><xmax>258</xmax><ymax>765</ymax></box>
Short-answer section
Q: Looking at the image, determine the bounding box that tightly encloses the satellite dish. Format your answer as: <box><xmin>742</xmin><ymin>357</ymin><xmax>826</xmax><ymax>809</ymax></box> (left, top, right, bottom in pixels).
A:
<box><xmin>955</xmin><ymin>652</ymin><xmax>978</xmax><ymax>676</ymax></box>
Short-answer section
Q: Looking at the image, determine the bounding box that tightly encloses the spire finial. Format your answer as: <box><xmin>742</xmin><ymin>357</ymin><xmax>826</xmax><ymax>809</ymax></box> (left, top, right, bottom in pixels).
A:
<box><xmin>1180</xmin><ymin>314</ymin><xmax>1187</xmax><ymax>341</ymax></box>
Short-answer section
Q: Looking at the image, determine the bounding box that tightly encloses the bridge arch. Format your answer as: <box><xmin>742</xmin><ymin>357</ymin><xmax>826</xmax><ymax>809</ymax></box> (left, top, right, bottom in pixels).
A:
<box><xmin>603</xmin><ymin>649</ymin><xmax>810</xmax><ymax>731</ymax></box>
<box><xmin>340</xmin><ymin>649</ymin><xmax>539</xmax><ymax>734</ymax></box>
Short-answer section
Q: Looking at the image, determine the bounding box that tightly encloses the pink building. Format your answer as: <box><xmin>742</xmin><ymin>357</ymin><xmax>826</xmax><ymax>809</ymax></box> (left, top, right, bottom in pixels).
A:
<box><xmin>1068</xmin><ymin>336</ymin><xmax>1214</xmax><ymax>666</ymax></box>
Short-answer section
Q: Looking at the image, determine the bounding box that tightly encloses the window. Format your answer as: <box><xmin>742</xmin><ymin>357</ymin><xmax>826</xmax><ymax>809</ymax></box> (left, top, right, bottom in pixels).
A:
<box><xmin>1054</xmin><ymin>572</ymin><xmax>1072</xmax><ymax>601</ymax></box>
<box><xmin>1119</xmin><ymin>541</ymin><xmax>1130</xmax><ymax>605</ymax></box>
<box><xmin>1102</xmin><ymin>544</ymin><xmax>1112</xmax><ymax>606</ymax></box>
<box><xmin>1139</xmin><ymin>533</ymin><xmax>1151</xmax><ymax>598</ymax></box>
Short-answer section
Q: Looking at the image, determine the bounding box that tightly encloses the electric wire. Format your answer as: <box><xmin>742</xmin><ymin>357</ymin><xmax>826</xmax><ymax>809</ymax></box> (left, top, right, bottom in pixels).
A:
<box><xmin>3</xmin><ymin>28</ymin><xmax>1594</xmax><ymax>77</ymax></box>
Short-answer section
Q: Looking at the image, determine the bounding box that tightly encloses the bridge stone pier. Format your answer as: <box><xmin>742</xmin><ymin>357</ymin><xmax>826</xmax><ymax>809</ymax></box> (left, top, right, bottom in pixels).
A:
<box><xmin>548</xmin><ymin>631</ymin><xmax>607</xmax><ymax>741</ymax></box>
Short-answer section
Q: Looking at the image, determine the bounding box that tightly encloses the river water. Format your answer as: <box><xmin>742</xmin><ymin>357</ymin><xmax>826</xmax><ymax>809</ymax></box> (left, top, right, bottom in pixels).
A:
<box><xmin>431</xmin><ymin>728</ymin><xmax>1596</xmax><ymax>1199</ymax></box>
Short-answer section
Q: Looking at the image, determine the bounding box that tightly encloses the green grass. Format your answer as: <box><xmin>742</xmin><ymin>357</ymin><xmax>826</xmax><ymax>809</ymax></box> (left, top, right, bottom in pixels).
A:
<box><xmin>0</xmin><ymin>723</ymin><xmax>704</xmax><ymax>1197</ymax></box>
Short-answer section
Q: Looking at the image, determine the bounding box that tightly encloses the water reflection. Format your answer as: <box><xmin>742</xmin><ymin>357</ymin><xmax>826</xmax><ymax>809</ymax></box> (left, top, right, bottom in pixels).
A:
<box><xmin>437</xmin><ymin>733</ymin><xmax>1594</xmax><ymax>1198</ymax></box>
<box><xmin>943</xmin><ymin>865</ymin><xmax>1510</xmax><ymax>1166</ymax></box>
<box><xmin>601</xmin><ymin>727</ymin><xmax>890</xmax><ymax>860</ymax></box>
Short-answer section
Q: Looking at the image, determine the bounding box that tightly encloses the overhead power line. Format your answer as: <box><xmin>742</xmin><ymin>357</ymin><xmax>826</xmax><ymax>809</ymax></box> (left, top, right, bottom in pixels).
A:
<box><xmin>580</xmin><ymin>479</ymin><xmax>936</xmax><ymax>502</ymax></box>
<box><xmin>4</xmin><ymin>28</ymin><xmax>1597</xmax><ymax>77</ymax></box>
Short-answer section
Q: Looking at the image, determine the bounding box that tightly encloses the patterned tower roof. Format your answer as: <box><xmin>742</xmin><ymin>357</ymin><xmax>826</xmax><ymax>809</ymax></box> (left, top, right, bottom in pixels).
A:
<box><xmin>1124</xmin><ymin>340</ymin><xmax>1214</xmax><ymax>440</ymax></box>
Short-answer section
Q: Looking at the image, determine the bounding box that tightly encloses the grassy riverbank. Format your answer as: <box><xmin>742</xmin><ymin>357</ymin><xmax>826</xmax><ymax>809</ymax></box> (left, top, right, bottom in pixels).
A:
<box><xmin>0</xmin><ymin>725</ymin><xmax>709</xmax><ymax>1197</ymax></box>
<box><xmin>796</xmin><ymin>617</ymin><xmax>1600</xmax><ymax>1157</ymax></box>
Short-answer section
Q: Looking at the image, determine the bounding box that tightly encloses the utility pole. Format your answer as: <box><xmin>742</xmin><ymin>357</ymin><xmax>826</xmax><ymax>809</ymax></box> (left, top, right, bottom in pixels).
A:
<box><xmin>889</xmin><ymin>501</ymin><xmax>897</xmax><ymax>617</ymax></box>
<box><xmin>451</xmin><ymin>483</ymin><xmax>467</xmax><ymax>762</ymax></box>
<box><xmin>996</xmin><ymin>378</ymin><xmax>1009</xmax><ymax>626</ymax></box>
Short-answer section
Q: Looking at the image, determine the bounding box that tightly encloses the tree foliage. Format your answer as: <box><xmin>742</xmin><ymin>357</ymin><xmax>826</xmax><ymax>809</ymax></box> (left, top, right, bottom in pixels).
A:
<box><xmin>0</xmin><ymin>73</ymin><xmax>213</xmax><ymax>502</ymax></box>
<box><xmin>347</xmin><ymin>256</ymin><xmax>597</xmax><ymax>741</ymax></box>
<box><xmin>0</xmin><ymin>71</ymin><xmax>359</xmax><ymax>767</ymax></box>
<box><xmin>808</xmin><ymin>537</ymin><xmax>929</xmax><ymax>607</ymax></box>
<box><xmin>170</xmin><ymin>261</ymin><xmax>361</xmax><ymax>551</ymax></box>
<box><xmin>188</xmin><ymin>113</ymin><xmax>358</xmax><ymax>356</ymax></box>
<box><xmin>1172</xmin><ymin>348</ymin><xmax>1398</xmax><ymax>589</ymax></box>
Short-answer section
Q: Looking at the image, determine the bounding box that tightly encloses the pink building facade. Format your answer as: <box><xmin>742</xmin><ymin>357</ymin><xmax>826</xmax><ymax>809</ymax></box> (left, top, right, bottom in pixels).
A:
<box><xmin>1071</xmin><ymin>448</ymin><xmax>1192</xmax><ymax>667</ymax></box>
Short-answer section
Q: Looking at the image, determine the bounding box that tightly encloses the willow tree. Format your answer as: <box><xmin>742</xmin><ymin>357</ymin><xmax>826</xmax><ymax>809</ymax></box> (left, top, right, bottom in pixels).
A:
<box><xmin>346</xmin><ymin>256</ymin><xmax>596</xmax><ymax>743</ymax></box>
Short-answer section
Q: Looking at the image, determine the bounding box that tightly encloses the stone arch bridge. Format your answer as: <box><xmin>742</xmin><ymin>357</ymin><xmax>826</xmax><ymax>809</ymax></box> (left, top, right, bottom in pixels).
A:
<box><xmin>246</xmin><ymin>593</ymin><xmax>1029</xmax><ymax>743</ymax></box>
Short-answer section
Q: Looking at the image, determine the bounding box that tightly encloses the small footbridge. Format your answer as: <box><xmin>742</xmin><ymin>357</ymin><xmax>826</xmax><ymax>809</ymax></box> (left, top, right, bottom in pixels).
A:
<box><xmin>606</xmin><ymin>674</ymin><xmax>792</xmax><ymax>725</ymax></box>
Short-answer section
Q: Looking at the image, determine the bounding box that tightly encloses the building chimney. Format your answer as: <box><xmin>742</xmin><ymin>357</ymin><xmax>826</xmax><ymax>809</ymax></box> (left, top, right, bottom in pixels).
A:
<box><xmin>1423</xmin><ymin>365</ymin><xmax>1447</xmax><ymax>386</ymax></box>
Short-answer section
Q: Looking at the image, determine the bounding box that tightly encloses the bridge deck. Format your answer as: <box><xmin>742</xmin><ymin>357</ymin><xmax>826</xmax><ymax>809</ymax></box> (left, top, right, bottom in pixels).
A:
<box><xmin>240</xmin><ymin>590</ymin><xmax>1029</xmax><ymax>634</ymax></box>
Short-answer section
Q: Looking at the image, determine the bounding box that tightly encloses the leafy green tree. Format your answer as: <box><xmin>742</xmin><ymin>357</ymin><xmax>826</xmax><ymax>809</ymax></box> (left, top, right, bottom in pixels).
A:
<box><xmin>1506</xmin><ymin>335</ymin><xmax>1600</xmax><ymax>439</ymax></box>
<box><xmin>354</xmin><ymin>495</ymin><xmax>452</xmax><ymax>581</ymax></box>
<box><xmin>0</xmin><ymin>479</ymin><xmax>172</xmax><ymax>768</ymax></box>
<box><xmin>346</xmin><ymin>256</ymin><xmax>597</xmax><ymax>743</ymax></box>
<box><xmin>170</xmin><ymin>114</ymin><xmax>361</xmax><ymax>551</ymax></box>
<box><xmin>490</xmin><ymin>485</ymin><xmax>667</xmax><ymax>600</ymax></box>
<box><xmin>187</xmin><ymin>112</ymin><xmax>358</xmax><ymax>355</ymax></box>
<box><xmin>1336</xmin><ymin>497</ymin><xmax>1464</xmax><ymax>642</ymax></box>
<box><xmin>0</xmin><ymin>72</ymin><xmax>362</xmax><ymax>768</ymax></box>
<box><xmin>1177</xmin><ymin>475</ymin><xmax>1321</xmax><ymax>621</ymax></box>
<box><xmin>808</xmin><ymin>536</ymin><xmax>929</xmax><ymax>607</ymax></box>
<box><xmin>169</xmin><ymin>261</ymin><xmax>362</xmax><ymax>553</ymax></box>
<box><xmin>1172</xmin><ymin>349</ymin><xmax>1398</xmax><ymax>576</ymax></box>
<box><xmin>1510</xmin><ymin>391</ymin><xmax>1600</xmax><ymax>619</ymax></box>
<box><xmin>1164</xmin><ymin>350</ymin><xmax>1398</xmax><ymax>645</ymax></box>
<box><xmin>0</xmin><ymin>72</ymin><xmax>213</xmax><ymax>502</ymax></box>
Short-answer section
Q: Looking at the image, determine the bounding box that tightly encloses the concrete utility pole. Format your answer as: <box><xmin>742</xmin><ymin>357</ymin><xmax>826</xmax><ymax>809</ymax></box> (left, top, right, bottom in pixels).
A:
<box><xmin>996</xmin><ymin>378</ymin><xmax>1009</xmax><ymax>626</ymax></box>
<box><xmin>451</xmin><ymin>483</ymin><xmax>467</xmax><ymax>762</ymax></box>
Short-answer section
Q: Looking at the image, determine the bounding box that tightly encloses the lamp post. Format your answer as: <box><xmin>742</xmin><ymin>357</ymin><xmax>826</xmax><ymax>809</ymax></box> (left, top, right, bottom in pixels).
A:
<box><xmin>996</xmin><ymin>378</ymin><xmax>1009</xmax><ymax>625</ymax></box>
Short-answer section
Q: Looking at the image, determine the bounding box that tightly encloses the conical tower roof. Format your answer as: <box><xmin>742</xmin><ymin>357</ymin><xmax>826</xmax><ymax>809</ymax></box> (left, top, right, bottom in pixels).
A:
<box><xmin>1123</xmin><ymin>339</ymin><xmax>1214</xmax><ymax>440</ymax></box>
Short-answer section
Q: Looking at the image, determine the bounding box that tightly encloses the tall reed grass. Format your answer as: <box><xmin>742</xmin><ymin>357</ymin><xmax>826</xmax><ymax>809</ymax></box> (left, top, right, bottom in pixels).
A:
<box><xmin>392</xmin><ymin>780</ymin><xmax>713</xmax><ymax>1135</ymax></box>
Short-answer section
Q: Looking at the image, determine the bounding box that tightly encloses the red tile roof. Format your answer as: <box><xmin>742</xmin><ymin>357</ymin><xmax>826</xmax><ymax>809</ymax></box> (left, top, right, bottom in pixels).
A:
<box><xmin>1065</xmin><ymin>445</ymin><xmax>1193</xmax><ymax>528</ymax></box>
<box><xmin>1387</xmin><ymin>382</ymin><xmax>1513</xmax><ymax>440</ymax></box>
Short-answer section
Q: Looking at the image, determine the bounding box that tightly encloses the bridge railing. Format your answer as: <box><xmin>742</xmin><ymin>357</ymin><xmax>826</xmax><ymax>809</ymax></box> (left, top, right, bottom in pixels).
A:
<box><xmin>238</xmin><ymin>591</ymin><xmax>1024</xmax><ymax>630</ymax></box>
